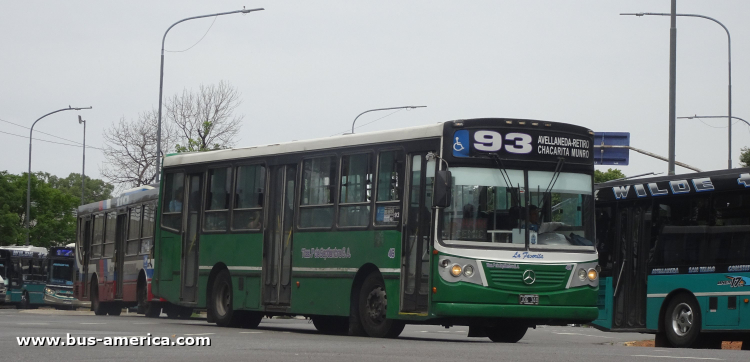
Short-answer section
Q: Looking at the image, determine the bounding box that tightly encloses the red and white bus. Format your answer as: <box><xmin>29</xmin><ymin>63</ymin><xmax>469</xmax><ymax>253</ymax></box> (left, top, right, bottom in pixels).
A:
<box><xmin>74</xmin><ymin>186</ymin><xmax>184</xmax><ymax>317</ymax></box>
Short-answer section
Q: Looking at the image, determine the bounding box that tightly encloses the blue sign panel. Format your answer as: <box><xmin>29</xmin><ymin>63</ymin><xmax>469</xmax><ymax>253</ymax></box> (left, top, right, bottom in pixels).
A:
<box><xmin>594</xmin><ymin>132</ymin><xmax>630</xmax><ymax>166</ymax></box>
<box><xmin>452</xmin><ymin>130</ymin><xmax>470</xmax><ymax>158</ymax></box>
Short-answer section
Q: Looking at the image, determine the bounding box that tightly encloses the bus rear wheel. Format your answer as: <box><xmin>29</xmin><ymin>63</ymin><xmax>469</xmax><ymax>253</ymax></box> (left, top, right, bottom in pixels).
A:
<box><xmin>358</xmin><ymin>273</ymin><xmax>404</xmax><ymax>338</ymax></box>
<box><xmin>211</xmin><ymin>269</ymin><xmax>238</xmax><ymax>327</ymax></box>
<box><xmin>665</xmin><ymin>294</ymin><xmax>701</xmax><ymax>348</ymax></box>
<box><xmin>91</xmin><ymin>281</ymin><xmax>107</xmax><ymax>316</ymax></box>
<box><xmin>487</xmin><ymin>323</ymin><xmax>528</xmax><ymax>343</ymax></box>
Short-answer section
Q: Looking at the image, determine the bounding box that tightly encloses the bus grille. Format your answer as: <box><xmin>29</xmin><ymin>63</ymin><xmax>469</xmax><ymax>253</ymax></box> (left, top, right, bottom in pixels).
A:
<box><xmin>486</xmin><ymin>267</ymin><xmax>569</xmax><ymax>292</ymax></box>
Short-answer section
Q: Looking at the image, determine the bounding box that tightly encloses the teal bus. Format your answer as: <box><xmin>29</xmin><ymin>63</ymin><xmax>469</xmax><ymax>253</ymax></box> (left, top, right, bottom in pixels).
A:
<box><xmin>592</xmin><ymin>168</ymin><xmax>750</xmax><ymax>349</ymax></box>
<box><xmin>0</xmin><ymin>246</ymin><xmax>48</xmax><ymax>308</ymax></box>
<box><xmin>153</xmin><ymin>118</ymin><xmax>599</xmax><ymax>341</ymax></box>
<box><xmin>44</xmin><ymin>245</ymin><xmax>89</xmax><ymax>309</ymax></box>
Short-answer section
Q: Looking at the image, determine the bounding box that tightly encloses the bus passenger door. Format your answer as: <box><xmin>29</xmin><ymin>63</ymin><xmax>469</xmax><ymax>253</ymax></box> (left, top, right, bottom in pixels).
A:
<box><xmin>81</xmin><ymin>218</ymin><xmax>92</xmax><ymax>298</ymax></box>
<box><xmin>181</xmin><ymin>173</ymin><xmax>203</xmax><ymax>303</ymax></box>
<box><xmin>114</xmin><ymin>212</ymin><xmax>127</xmax><ymax>299</ymax></box>
<box><xmin>612</xmin><ymin>204</ymin><xmax>649</xmax><ymax>329</ymax></box>
<box><xmin>401</xmin><ymin>153</ymin><xmax>435</xmax><ymax>312</ymax></box>
<box><xmin>263</xmin><ymin>164</ymin><xmax>296</xmax><ymax>306</ymax></box>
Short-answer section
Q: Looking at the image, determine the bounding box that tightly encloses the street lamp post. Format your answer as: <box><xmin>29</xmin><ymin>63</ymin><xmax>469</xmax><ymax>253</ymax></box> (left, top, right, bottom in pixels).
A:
<box><xmin>677</xmin><ymin>115</ymin><xmax>749</xmax><ymax>127</ymax></box>
<box><xmin>26</xmin><ymin>106</ymin><xmax>92</xmax><ymax>246</ymax></box>
<box><xmin>155</xmin><ymin>8</ymin><xmax>264</xmax><ymax>184</ymax></box>
<box><xmin>351</xmin><ymin>106</ymin><xmax>427</xmax><ymax>134</ymax></box>
<box><xmin>621</xmin><ymin>11</ymin><xmax>732</xmax><ymax>168</ymax></box>
<box><xmin>78</xmin><ymin>115</ymin><xmax>86</xmax><ymax>206</ymax></box>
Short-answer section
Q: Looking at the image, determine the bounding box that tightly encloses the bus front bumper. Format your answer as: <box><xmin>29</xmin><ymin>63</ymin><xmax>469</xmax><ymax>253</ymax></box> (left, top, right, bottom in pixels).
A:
<box><xmin>432</xmin><ymin>302</ymin><xmax>599</xmax><ymax>321</ymax></box>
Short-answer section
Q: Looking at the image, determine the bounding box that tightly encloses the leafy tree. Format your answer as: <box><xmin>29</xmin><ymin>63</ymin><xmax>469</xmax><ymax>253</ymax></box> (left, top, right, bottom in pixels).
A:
<box><xmin>740</xmin><ymin>147</ymin><xmax>750</xmax><ymax>168</ymax></box>
<box><xmin>43</xmin><ymin>172</ymin><xmax>114</xmax><ymax>205</ymax></box>
<box><xmin>0</xmin><ymin>171</ymin><xmax>78</xmax><ymax>247</ymax></box>
<box><xmin>594</xmin><ymin>168</ymin><xmax>626</xmax><ymax>183</ymax></box>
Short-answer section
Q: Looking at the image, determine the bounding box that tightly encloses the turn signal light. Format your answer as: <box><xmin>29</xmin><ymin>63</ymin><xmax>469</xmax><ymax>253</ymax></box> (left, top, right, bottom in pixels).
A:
<box><xmin>450</xmin><ymin>265</ymin><xmax>463</xmax><ymax>277</ymax></box>
<box><xmin>587</xmin><ymin>269</ymin><xmax>598</xmax><ymax>281</ymax></box>
<box><xmin>432</xmin><ymin>287</ymin><xmax>437</xmax><ymax>294</ymax></box>
<box><xmin>745</xmin><ymin>299</ymin><xmax>749</xmax><ymax>303</ymax></box>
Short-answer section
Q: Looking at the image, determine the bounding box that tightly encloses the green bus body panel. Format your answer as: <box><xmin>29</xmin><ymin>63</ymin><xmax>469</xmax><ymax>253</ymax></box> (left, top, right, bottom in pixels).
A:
<box><xmin>289</xmin><ymin>230</ymin><xmax>401</xmax><ymax>316</ymax></box>
<box><xmin>432</xmin><ymin>303</ymin><xmax>598</xmax><ymax>320</ymax></box>
<box><xmin>646</xmin><ymin>274</ymin><xmax>750</xmax><ymax>331</ymax></box>
<box><xmin>593</xmin><ymin>277</ymin><xmax>613</xmax><ymax>330</ymax></box>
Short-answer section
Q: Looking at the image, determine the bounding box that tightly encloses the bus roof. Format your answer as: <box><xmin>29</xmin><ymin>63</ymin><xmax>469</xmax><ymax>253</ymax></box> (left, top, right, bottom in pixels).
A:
<box><xmin>77</xmin><ymin>187</ymin><xmax>159</xmax><ymax>216</ymax></box>
<box><xmin>595</xmin><ymin>167</ymin><xmax>750</xmax><ymax>189</ymax></box>
<box><xmin>163</xmin><ymin>122</ymin><xmax>445</xmax><ymax>168</ymax></box>
<box><xmin>0</xmin><ymin>246</ymin><xmax>48</xmax><ymax>258</ymax></box>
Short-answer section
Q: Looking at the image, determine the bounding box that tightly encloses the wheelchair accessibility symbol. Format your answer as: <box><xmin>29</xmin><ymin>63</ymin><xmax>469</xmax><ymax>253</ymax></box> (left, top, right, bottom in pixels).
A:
<box><xmin>452</xmin><ymin>130</ymin><xmax>470</xmax><ymax>157</ymax></box>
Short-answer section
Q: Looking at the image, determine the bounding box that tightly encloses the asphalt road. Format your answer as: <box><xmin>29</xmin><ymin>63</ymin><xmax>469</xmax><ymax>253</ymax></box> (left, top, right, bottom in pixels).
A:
<box><xmin>0</xmin><ymin>308</ymin><xmax>747</xmax><ymax>362</ymax></box>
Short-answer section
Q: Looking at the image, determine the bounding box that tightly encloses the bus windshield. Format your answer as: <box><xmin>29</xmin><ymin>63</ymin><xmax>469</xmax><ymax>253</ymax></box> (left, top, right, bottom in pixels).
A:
<box><xmin>49</xmin><ymin>261</ymin><xmax>73</xmax><ymax>286</ymax></box>
<box><xmin>441</xmin><ymin>167</ymin><xmax>594</xmax><ymax>251</ymax></box>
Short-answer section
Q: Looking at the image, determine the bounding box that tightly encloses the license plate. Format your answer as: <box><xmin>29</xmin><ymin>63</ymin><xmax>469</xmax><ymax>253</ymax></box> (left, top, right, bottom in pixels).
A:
<box><xmin>519</xmin><ymin>294</ymin><xmax>539</xmax><ymax>305</ymax></box>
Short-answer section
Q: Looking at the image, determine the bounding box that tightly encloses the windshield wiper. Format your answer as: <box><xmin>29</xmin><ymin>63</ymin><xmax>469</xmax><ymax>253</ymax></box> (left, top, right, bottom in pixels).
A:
<box><xmin>538</xmin><ymin>157</ymin><xmax>565</xmax><ymax>214</ymax></box>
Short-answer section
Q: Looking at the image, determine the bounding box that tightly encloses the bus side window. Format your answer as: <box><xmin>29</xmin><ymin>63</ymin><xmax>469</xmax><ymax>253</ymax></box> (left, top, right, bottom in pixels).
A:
<box><xmin>595</xmin><ymin>206</ymin><xmax>615</xmax><ymax>276</ymax></box>
<box><xmin>162</xmin><ymin>172</ymin><xmax>185</xmax><ymax>231</ymax></box>
<box><xmin>205</xmin><ymin>167</ymin><xmax>232</xmax><ymax>231</ymax></box>
<box><xmin>103</xmin><ymin>212</ymin><xmax>116</xmax><ymax>258</ymax></box>
<box><xmin>92</xmin><ymin>214</ymin><xmax>104</xmax><ymax>258</ymax></box>
<box><xmin>233</xmin><ymin>164</ymin><xmax>265</xmax><ymax>231</ymax></box>
<box><xmin>126</xmin><ymin>206</ymin><xmax>142</xmax><ymax>255</ymax></box>
<box><xmin>299</xmin><ymin>156</ymin><xmax>337</xmax><ymax>228</ymax></box>
<box><xmin>374</xmin><ymin>150</ymin><xmax>404</xmax><ymax>227</ymax></box>
<box><xmin>141</xmin><ymin>204</ymin><xmax>155</xmax><ymax>254</ymax></box>
<box><xmin>339</xmin><ymin>153</ymin><xmax>372</xmax><ymax>228</ymax></box>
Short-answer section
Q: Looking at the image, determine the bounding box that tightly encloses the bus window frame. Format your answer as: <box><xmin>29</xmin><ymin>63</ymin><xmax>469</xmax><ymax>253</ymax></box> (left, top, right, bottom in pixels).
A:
<box><xmin>125</xmin><ymin>204</ymin><xmax>143</xmax><ymax>256</ymax></box>
<box><xmin>298</xmin><ymin>154</ymin><xmax>338</xmax><ymax>230</ymax></box>
<box><xmin>161</xmin><ymin>170</ymin><xmax>186</xmax><ymax>233</ymax></box>
<box><xmin>102</xmin><ymin>211</ymin><xmax>117</xmax><ymax>258</ymax></box>
<box><xmin>203</xmin><ymin>165</ymin><xmax>234</xmax><ymax>233</ymax></box>
<box><xmin>373</xmin><ymin>148</ymin><xmax>405</xmax><ymax>229</ymax></box>
<box><xmin>337</xmin><ymin>152</ymin><xmax>374</xmax><ymax>230</ymax></box>
<box><xmin>230</xmin><ymin>161</ymin><xmax>267</xmax><ymax>233</ymax></box>
<box><xmin>91</xmin><ymin>213</ymin><xmax>105</xmax><ymax>259</ymax></box>
<box><xmin>141</xmin><ymin>203</ymin><xmax>156</xmax><ymax>255</ymax></box>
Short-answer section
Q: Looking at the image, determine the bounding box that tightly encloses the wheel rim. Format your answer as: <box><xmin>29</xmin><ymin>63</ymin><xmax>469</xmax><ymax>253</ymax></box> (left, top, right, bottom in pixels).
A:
<box><xmin>365</xmin><ymin>284</ymin><xmax>387</xmax><ymax>325</ymax></box>
<box><xmin>214</xmin><ymin>281</ymin><xmax>230</xmax><ymax>317</ymax></box>
<box><xmin>671</xmin><ymin>302</ymin><xmax>693</xmax><ymax>337</ymax></box>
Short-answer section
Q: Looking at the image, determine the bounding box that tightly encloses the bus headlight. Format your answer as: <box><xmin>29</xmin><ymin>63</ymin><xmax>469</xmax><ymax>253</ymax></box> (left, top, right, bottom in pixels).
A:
<box><xmin>463</xmin><ymin>265</ymin><xmax>474</xmax><ymax>277</ymax></box>
<box><xmin>578</xmin><ymin>268</ymin><xmax>586</xmax><ymax>281</ymax></box>
<box><xmin>588</xmin><ymin>268</ymin><xmax>598</xmax><ymax>281</ymax></box>
<box><xmin>450</xmin><ymin>264</ymin><xmax>463</xmax><ymax>277</ymax></box>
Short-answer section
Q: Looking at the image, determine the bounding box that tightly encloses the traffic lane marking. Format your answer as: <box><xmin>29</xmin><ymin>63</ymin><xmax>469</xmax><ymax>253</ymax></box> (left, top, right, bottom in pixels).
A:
<box><xmin>554</xmin><ymin>332</ymin><xmax>615</xmax><ymax>339</ymax></box>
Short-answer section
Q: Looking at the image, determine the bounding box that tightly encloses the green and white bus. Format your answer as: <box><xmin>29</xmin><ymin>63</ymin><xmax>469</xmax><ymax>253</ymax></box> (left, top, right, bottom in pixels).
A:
<box><xmin>153</xmin><ymin>118</ymin><xmax>599</xmax><ymax>341</ymax></box>
<box><xmin>593</xmin><ymin>168</ymin><xmax>750</xmax><ymax>349</ymax></box>
<box><xmin>0</xmin><ymin>246</ymin><xmax>48</xmax><ymax>308</ymax></box>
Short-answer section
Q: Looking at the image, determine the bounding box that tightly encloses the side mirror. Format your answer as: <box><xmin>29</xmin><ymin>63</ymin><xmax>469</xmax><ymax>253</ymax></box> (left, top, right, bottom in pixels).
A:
<box><xmin>433</xmin><ymin>170</ymin><xmax>452</xmax><ymax>208</ymax></box>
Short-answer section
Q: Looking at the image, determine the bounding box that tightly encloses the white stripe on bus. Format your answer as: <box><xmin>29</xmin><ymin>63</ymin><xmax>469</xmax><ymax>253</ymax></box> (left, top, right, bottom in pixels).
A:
<box><xmin>648</xmin><ymin>291</ymin><xmax>750</xmax><ymax>298</ymax></box>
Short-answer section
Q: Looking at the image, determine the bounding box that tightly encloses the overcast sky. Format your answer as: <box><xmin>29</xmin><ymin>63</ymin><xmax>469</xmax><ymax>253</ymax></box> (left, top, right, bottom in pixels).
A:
<box><xmin>2</xmin><ymin>1</ymin><xmax>749</xmax><ymax>188</ymax></box>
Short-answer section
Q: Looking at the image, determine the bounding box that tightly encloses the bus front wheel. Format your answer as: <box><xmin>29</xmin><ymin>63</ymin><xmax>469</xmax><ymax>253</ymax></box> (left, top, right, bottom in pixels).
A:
<box><xmin>211</xmin><ymin>269</ymin><xmax>237</xmax><ymax>327</ymax></box>
<box><xmin>664</xmin><ymin>294</ymin><xmax>701</xmax><ymax>348</ymax></box>
<box><xmin>358</xmin><ymin>273</ymin><xmax>404</xmax><ymax>338</ymax></box>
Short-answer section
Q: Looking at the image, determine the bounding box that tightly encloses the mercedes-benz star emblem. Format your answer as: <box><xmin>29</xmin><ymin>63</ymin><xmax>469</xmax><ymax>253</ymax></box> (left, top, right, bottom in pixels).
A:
<box><xmin>522</xmin><ymin>270</ymin><xmax>536</xmax><ymax>285</ymax></box>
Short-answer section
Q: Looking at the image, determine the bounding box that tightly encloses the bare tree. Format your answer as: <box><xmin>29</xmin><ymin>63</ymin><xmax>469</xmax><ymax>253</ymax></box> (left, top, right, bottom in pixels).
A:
<box><xmin>100</xmin><ymin>110</ymin><xmax>174</xmax><ymax>190</ymax></box>
<box><xmin>167</xmin><ymin>81</ymin><xmax>244</xmax><ymax>152</ymax></box>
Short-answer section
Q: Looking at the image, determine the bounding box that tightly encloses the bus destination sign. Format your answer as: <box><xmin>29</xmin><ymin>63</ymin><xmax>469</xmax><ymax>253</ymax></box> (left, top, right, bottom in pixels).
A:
<box><xmin>452</xmin><ymin>129</ymin><xmax>592</xmax><ymax>163</ymax></box>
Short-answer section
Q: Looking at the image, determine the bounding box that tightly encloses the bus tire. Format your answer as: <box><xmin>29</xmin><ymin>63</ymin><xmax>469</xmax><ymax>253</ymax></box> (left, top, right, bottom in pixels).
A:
<box><xmin>358</xmin><ymin>273</ymin><xmax>404</xmax><ymax>338</ymax></box>
<box><xmin>211</xmin><ymin>269</ymin><xmax>238</xmax><ymax>327</ymax></box>
<box><xmin>487</xmin><ymin>323</ymin><xmax>528</xmax><ymax>343</ymax></box>
<box><xmin>107</xmin><ymin>303</ymin><xmax>122</xmax><ymax>316</ymax></box>
<box><xmin>91</xmin><ymin>280</ymin><xmax>107</xmax><ymax>316</ymax></box>
<box><xmin>239</xmin><ymin>311</ymin><xmax>264</xmax><ymax>329</ymax></box>
<box><xmin>145</xmin><ymin>303</ymin><xmax>161</xmax><ymax>318</ymax></box>
<box><xmin>312</xmin><ymin>316</ymin><xmax>349</xmax><ymax>335</ymax></box>
<box><xmin>664</xmin><ymin>293</ymin><xmax>701</xmax><ymax>348</ymax></box>
<box><xmin>178</xmin><ymin>307</ymin><xmax>193</xmax><ymax>319</ymax></box>
<box><xmin>136</xmin><ymin>276</ymin><xmax>147</xmax><ymax>314</ymax></box>
<box><xmin>165</xmin><ymin>304</ymin><xmax>180</xmax><ymax>319</ymax></box>
<box><xmin>18</xmin><ymin>291</ymin><xmax>30</xmax><ymax>309</ymax></box>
